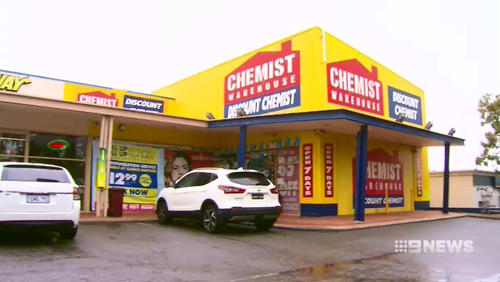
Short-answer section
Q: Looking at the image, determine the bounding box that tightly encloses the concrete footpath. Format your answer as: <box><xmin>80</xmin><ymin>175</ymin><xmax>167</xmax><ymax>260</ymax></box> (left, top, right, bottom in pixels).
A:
<box><xmin>78</xmin><ymin>210</ymin><xmax>497</xmax><ymax>231</ymax></box>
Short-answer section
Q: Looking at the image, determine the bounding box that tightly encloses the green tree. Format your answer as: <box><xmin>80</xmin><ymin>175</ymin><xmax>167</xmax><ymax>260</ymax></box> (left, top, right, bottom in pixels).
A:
<box><xmin>476</xmin><ymin>93</ymin><xmax>500</xmax><ymax>167</ymax></box>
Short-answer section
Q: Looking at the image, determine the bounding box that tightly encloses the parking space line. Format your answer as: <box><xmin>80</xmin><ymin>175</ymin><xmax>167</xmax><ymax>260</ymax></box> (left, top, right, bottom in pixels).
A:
<box><xmin>136</xmin><ymin>222</ymin><xmax>156</xmax><ymax>227</ymax></box>
<box><xmin>230</xmin><ymin>272</ymin><xmax>279</xmax><ymax>281</ymax></box>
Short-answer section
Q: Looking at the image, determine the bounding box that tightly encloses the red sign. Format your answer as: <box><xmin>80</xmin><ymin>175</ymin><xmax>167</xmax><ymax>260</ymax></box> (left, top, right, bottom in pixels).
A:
<box><xmin>352</xmin><ymin>148</ymin><xmax>404</xmax><ymax>208</ymax></box>
<box><xmin>77</xmin><ymin>91</ymin><xmax>119</xmax><ymax>107</ymax></box>
<box><xmin>416</xmin><ymin>155</ymin><xmax>422</xmax><ymax>197</ymax></box>
<box><xmin>224</xmin><ymin>40</ymin><xmax>301</xmax><ymax>118</ymax></box>
<box><xmin>123</xmin><ymin>204</ymin><xmax>155</xmax><ymax>212</ymax></box>
<box><xmin>302</xmin><ymin>144</ymin><xmax>313</xmax><ymax>198</ymax></box>
<box><xmin>276</xmin><ymin>147</ymin><xmax>300</xmax><ymax>215</ymax></box>
<box><xmin>47</xmin><ymin>139</ymin><xmax>69</xmax><ymax>151</ymax></box>
<box><xmin>327</xmin><ymin>59</ymin><xmax>384</xmax><ymax>116</ymax></box>
<box><xmin>164</xmin><ymin>150</ymin><xmax>215</xmax><ymax>184</ymax></box>
<box><xmin>324</xmin><ymin>143</ymin><xmax>334</xmax><ymax>198</ymax></box>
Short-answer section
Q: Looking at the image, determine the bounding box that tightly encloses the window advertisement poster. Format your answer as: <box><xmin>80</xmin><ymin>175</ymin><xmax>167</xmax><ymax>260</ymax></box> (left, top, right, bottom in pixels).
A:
<box><xmin>162</xmin><ymin>150</ymin><xmax>216</xmax><ymax>188</ymax></box>
<box><xmin>91</xmin><ymin>140</ymin><xmax>164</xmax><ymax>212</ymax></box>
<box><xmin>277</xmin><ymin>147</ymin><xmax>300</xmax><ymax>215</ymax></box>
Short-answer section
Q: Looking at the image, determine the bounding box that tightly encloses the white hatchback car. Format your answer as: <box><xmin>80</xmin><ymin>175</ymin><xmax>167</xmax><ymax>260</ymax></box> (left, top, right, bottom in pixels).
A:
<box><xmin>156</xmin><ymin>168</ymin><xmax>282</xmax><ymax>233</ymax></box>
<box><xmin>0</xmin><ymin>162</ymin><xmax>81</xmax><ymax>239</ymax></box>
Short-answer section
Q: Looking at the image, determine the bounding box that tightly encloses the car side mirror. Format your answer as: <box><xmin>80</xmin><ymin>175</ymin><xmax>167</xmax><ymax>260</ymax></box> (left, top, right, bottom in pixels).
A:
<box><xmin>169</xmin><ymin>181</ymin><xmax>175</xmax><ymax>188</ymax></box>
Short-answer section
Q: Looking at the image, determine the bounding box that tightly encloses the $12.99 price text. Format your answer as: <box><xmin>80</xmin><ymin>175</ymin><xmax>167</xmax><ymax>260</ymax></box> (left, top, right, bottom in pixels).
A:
<box><xmin>109</xmin><ymin>172</ymin><xmax>137</xmax><ymax>185</ymax></box>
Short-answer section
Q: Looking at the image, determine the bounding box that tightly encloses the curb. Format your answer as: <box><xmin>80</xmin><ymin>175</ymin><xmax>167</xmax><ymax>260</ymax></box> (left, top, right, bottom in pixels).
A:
<box><xmin>78</xmin><ymin>214</ymin><xmax>499</xmax><ymax>229</ymax></box>
<box><xmin>273</xmin><ymin>215</ymin><xmax>468</xmax><ymax>232</ymax></box>
<box><xmin>466</xmin><ymin>215</ymin><xmax>500</xmax><ymax>221</ymax></box>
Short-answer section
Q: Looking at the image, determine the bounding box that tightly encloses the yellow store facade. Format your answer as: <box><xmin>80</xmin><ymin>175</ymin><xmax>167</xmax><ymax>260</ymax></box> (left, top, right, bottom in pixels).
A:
<box><xmin>0</xmin><ymin>27</ymin><xmax>464</xmax><ymax>219</ymax></box>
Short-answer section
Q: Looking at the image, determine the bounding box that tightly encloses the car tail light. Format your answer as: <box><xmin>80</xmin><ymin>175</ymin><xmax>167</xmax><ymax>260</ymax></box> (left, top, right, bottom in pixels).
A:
<box><xmin>270</xmin><ymin>187</ymin><xmax>279</xmax><ymax>194</ymax></box>
<box><xmin>73</xmin><ymin>187</ymin><xmax>81</xmax><ymax>200</ymax></box>
<box><xmin>218</xmin><ymin>185</ymin><xmax>246</xmax><ymax>194</ymax></box>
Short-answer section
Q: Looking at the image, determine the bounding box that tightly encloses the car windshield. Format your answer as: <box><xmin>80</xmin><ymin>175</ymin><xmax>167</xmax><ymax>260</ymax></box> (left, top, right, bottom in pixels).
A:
<box><xmin>1</xmin><ymin>165</ymin><xmax>70</xmax><ymax>183</ymax></box>
<box><xmin>227</xmin><ymin>171</ymin><xmax>270</xmax><ymax>186</ymax></box>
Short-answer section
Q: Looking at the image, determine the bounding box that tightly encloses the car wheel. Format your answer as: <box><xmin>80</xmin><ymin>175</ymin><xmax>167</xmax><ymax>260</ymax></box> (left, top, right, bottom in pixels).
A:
<box><xmin>254</xmin><ymin>220</ymin><xmax>275</xmax><ymax>232</ymax></box>
<box><xmin>202</xmin><ymin>205</ymin><xmax>224</xmax><ymax>234</ymax></box>
<box><xmin>60</xmin><ymin>226</ymin><xmax>78</xmax><ymax>240</ymax></box>
<box><xmin>157</xmin><ymin>200</ymin><xmax>173</xmax><ymax>225</ymax></box>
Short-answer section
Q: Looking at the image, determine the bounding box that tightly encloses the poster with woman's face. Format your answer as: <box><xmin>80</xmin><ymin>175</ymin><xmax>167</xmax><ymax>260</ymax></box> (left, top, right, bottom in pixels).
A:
<box><xmin>164</xmin><ymin>150</ymin><xmax>215</xmax><ymax>186</ymax></box>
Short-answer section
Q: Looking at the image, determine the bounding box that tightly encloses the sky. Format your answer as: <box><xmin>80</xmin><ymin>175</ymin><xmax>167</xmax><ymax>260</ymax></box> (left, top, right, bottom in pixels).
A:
<box><xmin>1</xmin><ymin>0</ymin><xmax>499</xmax><ymax>172</ymax></box>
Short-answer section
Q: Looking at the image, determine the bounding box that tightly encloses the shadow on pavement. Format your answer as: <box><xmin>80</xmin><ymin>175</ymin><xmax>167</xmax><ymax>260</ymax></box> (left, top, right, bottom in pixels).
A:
<box><xmin>0</xmin><ymin>229</ymin><xmax>72</xmax><ymax>248</ymax></box>
<box><xmin>163</xmin><ymin>219</ymin><xmax>275</xmax><ymax>236</ymax></box>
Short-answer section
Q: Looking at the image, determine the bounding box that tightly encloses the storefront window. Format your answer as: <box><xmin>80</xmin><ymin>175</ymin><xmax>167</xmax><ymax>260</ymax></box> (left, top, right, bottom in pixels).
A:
<box><xmin>247</xmin><ymin>151</ymin><xmax>276</xmax><ymax>181</ymax></box>
<box><xmin>27</xmin><ymin>158</ymin><xmax>85</xmax><ymax>186</ymax></box>
<box><xmin>0</xmin><ymin>133</ymin><xmax>26</xmax><ymax>157</ymax></box>
<box><xmin>29</xmin><ymin>133</ymin><xmax>86</xmax><ymax>159</ymax></box>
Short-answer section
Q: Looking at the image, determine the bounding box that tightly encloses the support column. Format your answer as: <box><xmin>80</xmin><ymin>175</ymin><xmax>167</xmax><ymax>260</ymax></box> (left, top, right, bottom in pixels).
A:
<box><xmin>96</xmin><ymin>116</ymin><xmax>114</xmax><ymax>217</ymax></box>
<box><xmin>104</xmin><ymin>117</ymin><xmax>114</xmax><ymax>217</ymax></box>
<box><xmin>83</xmin><ymin>136</ymin><xmax>93</xmax><ymax>212</ymax></box>
<box><xmin>354</xmin><ymin>125</ymin><xmax>368</xmax><ymax>222</ymax></box>
<box><xmin>237</xmin><ymin>125</ymin><xmax>247</xmax><ymax>168</ymax></box>
<box><xmin>442</xmin><ymin>142</ymin><xmax>450</xmax><ymax>214</ymax></box>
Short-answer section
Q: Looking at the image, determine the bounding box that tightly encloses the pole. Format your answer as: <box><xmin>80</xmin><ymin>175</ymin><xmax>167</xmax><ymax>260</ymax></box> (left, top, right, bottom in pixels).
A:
<box><xmin>104</xmin><ymin>116</ymin><xmax>114</xmax><ymax>217</ymax></box>
<box><xmin>442</xmin><ymin>142</ymin><xmax>451</xmax><ymax>214</ymax></box>
<box><xmin>96</xmin><ymin>116</ymin><xmax>108</xmax><ymax>217</ymax></box>
<box><xmin>237</xmin><ymin>125</ymin><xmax>247</xmax><ymax>168</ymax></box>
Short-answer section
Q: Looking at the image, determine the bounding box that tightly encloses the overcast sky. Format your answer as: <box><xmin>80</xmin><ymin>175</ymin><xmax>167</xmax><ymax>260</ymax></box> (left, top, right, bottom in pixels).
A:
<box><xmin>1</xmin><ymin>0</ymin><xmax>499</xmax><ymax>171</ymax></box>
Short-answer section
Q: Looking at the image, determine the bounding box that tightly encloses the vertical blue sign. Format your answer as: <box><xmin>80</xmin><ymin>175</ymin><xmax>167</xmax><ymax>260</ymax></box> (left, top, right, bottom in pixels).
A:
<box><xmin>388</xmin><ymin>86</ymin><xmax>423</xmax><ymax>126</ymax></box>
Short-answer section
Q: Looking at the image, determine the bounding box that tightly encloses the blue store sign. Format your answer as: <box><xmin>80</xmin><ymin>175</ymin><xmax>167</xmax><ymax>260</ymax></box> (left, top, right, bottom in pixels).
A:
<box><xmin>388</xmin><ymin>86</ymin><xmax>423</xmax><ymax>126</ymax></box>
<box><xmin>123</xmin><ymin>95</ymin><xmax>164</xmax><ymax>114</ymax></box>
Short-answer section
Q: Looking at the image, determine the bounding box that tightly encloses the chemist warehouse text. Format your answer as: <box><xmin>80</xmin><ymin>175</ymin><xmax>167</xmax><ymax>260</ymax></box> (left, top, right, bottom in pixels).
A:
<box><xmin>224</xmin><ymin>53</ymin><xmax>301</xmax><ymax>118</ymax></box>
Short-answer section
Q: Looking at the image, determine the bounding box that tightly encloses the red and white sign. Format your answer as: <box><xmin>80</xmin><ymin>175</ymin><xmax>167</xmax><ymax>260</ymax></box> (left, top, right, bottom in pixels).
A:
<box><xmin>77</xmin><ymin>91</ymin><xmax>119</xmax><ymax>107</ymax></box>
<box><xmin>324</xmin><ymin>143</ymin><xmax>334</xmax><ymax>198</ymax></box>
<box><xmin>123</xmin><ymin>204</ymin><xmax>155</xmax><ymax>211</ymax></box>
<box><xmin>352</xmin><ymin>148</ymin><xmax>404</xmax><ymax>208</ymax></box>
<box><xmin>92</xmin><ymin>202</ymin><xmax>155</xmax><ymax>212</ymax></box>
<box><xmin>416</xmin><ymin>155</ymin><xmax>422</xmax><ymax>197</ymax></box>
<box><xmin>302</xmin><ymin>144</ymin><xmax>313</xmax><ymax>198</ymax></box>
<box><xmin>224</xmin><ymin>40</ymin><xmax>301</xmax><ymax>118</ymax></box>
<box><xmin>327</xmin><ymin>59</ymin><xmax>384</xmax><ymax>116</ymax></box>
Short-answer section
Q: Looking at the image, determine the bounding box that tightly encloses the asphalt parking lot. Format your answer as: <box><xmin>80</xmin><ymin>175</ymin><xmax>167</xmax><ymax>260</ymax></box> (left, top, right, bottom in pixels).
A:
<box><xmin>0</xmin><ymin>217</ymin><xmax>498</xmax><ymax>282</ymax></box>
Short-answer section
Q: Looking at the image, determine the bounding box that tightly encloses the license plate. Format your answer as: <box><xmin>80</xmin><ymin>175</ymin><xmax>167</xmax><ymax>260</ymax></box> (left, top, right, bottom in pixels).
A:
<box><xmin>252</xmin><ymin>194</ymin><xmax>264</xmax><ymax>200</ymax></box>
<box><xmin>27</xmin><ymin>195</ymin><xmax>50</xmax><ymax>204</ymax></box>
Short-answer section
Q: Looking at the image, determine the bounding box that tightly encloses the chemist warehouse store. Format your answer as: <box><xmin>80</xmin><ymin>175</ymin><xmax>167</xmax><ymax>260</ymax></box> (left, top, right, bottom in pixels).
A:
<box><xmin>0</xmin><ymin>27</ymin><xmax>464</xmax><ymax>218</ymax></box>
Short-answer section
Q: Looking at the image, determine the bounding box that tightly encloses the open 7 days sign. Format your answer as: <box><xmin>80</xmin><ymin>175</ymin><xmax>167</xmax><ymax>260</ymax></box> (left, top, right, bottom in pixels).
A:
<box><xmin>224</xmin><ymin>40</ymin><xmax>301</xmax><ymax>118</ymax></box>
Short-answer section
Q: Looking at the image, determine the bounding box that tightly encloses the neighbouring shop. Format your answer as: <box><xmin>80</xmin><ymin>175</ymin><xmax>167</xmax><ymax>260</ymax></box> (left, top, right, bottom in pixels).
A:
<box><xmin>0</xmin><ymin>130</ymin><xmax>87</xmax><ymax>210</ymax></box>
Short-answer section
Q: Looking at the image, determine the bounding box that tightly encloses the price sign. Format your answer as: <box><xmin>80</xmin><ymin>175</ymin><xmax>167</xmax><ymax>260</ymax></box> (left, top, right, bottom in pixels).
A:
<box><xmin>109</xmin><ymin>172</ymin><xmax>138</xmax><ymax>185</ymax></box>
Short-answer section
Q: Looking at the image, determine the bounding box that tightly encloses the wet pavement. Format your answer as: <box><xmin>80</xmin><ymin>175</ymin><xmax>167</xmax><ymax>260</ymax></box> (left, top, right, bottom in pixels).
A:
<box><xmin>0</xmin><ymin>217</ymin><xmax>498</xmax><ymax>282</ymax></box>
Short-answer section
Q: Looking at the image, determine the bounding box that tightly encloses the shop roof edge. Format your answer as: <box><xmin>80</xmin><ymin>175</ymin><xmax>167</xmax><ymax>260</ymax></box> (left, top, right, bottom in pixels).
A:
<box><xmin>153</xmin><ymin>27</ymin><xmax>322</xmax><ymax>93</ymax></box>
<box><xmin>0</xmin><ymin>68</ymin><xmax>175</xmax><ymax>100</ymax></box>
<box><xmin>323</xmin><ymin>31</ymin><xmax>425</xmax><ymax>94</ymax></box>
<box><xmin>207</xmin><ymin>109</ymin><xmax>465</xmax><ymax>146</ymax></box>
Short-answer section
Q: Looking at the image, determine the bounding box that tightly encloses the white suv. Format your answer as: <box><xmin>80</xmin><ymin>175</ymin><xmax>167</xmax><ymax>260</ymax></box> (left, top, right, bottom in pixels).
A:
<box><xmin>0</xmin><ymin>162</ymin><xmax>81</xmax><ymax>239</ymax></box>
<box><xmin>156</xmin><ymin>168</ymin><xmax>282</xmax><ymax>233</ymax></box>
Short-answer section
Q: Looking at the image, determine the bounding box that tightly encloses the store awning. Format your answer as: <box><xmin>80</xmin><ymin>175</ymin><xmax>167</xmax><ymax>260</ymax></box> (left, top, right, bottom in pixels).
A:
<box><xmin>207</xmin><ymin>109</ymin><xmax>465</xmax><ymax>147</ymax></box>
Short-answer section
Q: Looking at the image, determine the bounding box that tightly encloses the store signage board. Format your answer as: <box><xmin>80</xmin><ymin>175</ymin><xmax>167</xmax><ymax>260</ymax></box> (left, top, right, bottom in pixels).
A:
<box><xmin>96</xmin><ymin>148</ymin><xmax>107</xmax><ymax>189</ymax></box>
<box><xmin>0</xmin><ymin>73</ymin><xmax>31</xmax><ymax>92</ymax></box>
